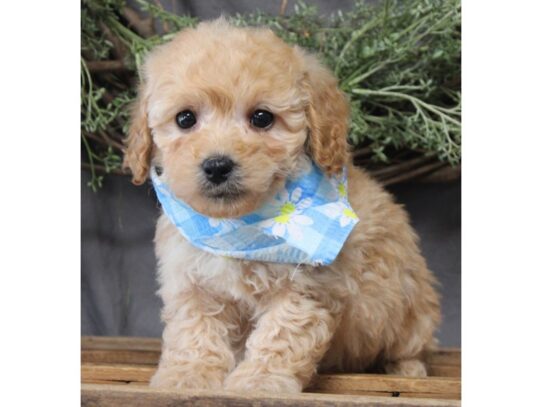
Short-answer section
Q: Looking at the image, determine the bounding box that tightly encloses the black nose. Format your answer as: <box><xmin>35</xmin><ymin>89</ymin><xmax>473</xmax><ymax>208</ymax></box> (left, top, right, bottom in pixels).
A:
<box><xmin>201</xmin><ymin>156</ymin><xmax>235</xmax><ymax>185</ymax></box>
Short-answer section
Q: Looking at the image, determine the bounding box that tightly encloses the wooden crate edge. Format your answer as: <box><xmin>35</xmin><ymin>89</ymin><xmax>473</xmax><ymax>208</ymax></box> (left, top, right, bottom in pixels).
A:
<box><xmin>81</xmin><ymin>383</ymin><xmax>461</xmax><ymax>407</ymax></box>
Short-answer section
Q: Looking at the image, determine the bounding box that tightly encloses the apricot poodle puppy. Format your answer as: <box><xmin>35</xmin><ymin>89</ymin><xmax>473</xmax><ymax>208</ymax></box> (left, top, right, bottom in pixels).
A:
<box><xmin>123</xmin><ymin>19</ymin><xmax>440</xmax><ymax>393</ymax></box>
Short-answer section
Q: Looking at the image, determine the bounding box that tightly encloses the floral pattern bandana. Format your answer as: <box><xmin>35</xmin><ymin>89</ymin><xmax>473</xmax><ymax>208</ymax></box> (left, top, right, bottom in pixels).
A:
<box><xmin>150</xmin><ymin>162</ymin><xmax>359</xmax><ymax>266</ymax></box>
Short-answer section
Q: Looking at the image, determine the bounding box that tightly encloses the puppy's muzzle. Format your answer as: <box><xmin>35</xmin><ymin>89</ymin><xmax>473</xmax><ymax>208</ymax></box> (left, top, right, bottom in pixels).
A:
<box><xmin>200</xmin><ymin>155</ymin><xmax>245</xmax><ymax>200</ymax></box>
<box><xmin>201</xmin><ymin>155</ymin><xmax>235</xmax><ymax>185</ymax></box>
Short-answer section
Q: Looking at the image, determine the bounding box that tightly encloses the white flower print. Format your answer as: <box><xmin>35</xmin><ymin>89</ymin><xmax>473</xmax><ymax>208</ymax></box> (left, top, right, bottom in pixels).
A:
<box><xmin>260</xmin><ymin>187</ymin><xmax>313</xmax><ymax>240</ymax></box>
<box><xmin>323</xmin><ymin>202</ymin><xmax>359</xmax><ymax>227</ymax></box>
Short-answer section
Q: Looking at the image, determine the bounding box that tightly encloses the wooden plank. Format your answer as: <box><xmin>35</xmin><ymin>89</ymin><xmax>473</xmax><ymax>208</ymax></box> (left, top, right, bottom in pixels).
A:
<box><xmin>81</xmin><ymin>337</ymin><xmax>461</xmax><ymax>401</ymax></box>
<box><xmin>82</xmin><ymin>336</ymin><xmax>161</xmax><ymax>351</ymax></box>
<box><xmin>82</xmin><ymin>364</ymin><xmax>459</xmax><ymax>399</ymax></box>
<box><xmin>81</xmin><ymin>349</ymin><xmax>460</xmax><ymax>377</ymax></box>
<box><xmin>82</xmin><ymin>349</ymin><xmax>161</xmax><ymax>365</ymax></box>
<box><xmin>311</xmin><ymin>389</ymin><xmax>459</xmax><ymax>401</ymax></box>
<box><xmin>310</xmin><ymin>374</ymin><xmax>460</xmax><ymax>396</ymax></box>
<box><xmin>426</xmin><ymin>349</ymin><xmax>461</xmax><ymax>366</ymax></box>
<box><xmin>84</xmin><ymin>379</ymin><xmax>126</xmax><ymax>385</ymax></box>
<box><xmin>82</xmin><ymin>363</ymin><xmax>156</xmax><ymax>383</ymax></box>
<box><xmin>82</xmin><ymin>383</ymin><xmax>461</xmax><ymax>407</ymax></box>
<box><xmin>428</xmin><ymin>365</ymin><xmax>461</xmax><ymax>377</ymax></box>
<box><xmin>82</xmin><ymin>336</ymin><xmax>460</xmax><ymax>367</ymax></box>
<box><xmin>83</xmin><ymin>379</ymin><xmax>149</xmax><ymax>387</ymax></box>
<box><xmin>81</xmin><ymin>337</ymin><xmax>460</xmax><ymax>366</ymax></box>
<box><xmin>399</xmin><ymin>392</ymin><xmax>460</xmax><ymax>400</ymax></box>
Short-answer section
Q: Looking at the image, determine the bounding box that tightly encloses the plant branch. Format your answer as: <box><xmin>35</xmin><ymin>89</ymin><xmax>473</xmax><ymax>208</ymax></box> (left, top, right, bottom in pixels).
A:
<box><xmin>369</xmin><ymin>154</ymin><xmax>437</xmax><ymax>178</ymax></box>
<box><xmin>86</xmin><ymin>60</ymin><xmax>127</xmax><ymax>73</ymax></box>
<box><xmin>380</xmin><ymin>161</ymin><xmax>448</xmax><ymax>186</ymax></box>
<box><xmin>121</xmin><ymin>6</ymin><xmax>155</xmax><ymax>38</ymax></box>
<box><xmin>82</xmin><ymin>162</ymin><xmax>126</xmax><ymax>176</ymax></box>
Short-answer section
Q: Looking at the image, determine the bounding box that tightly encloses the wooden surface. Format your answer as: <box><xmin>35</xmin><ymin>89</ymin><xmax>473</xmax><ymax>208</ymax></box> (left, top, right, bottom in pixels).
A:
<box><xmin>81</xmin><ymin>336</ymin><xmax>461</xmax><ymax>406</ymax></box>
<box><xmin>81</xmin><ymin>384</ymin><xmax>460</xmax><ymax>407</ymax></box>
<box><xmin>82</xmin><ymin>384</ymin><xmax>460</xmax><ymax>407</ymax></box>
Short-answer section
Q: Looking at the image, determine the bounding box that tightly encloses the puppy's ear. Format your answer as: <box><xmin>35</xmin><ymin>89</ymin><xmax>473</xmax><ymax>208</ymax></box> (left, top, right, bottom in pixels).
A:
<box><xmin>123</xmin><ymin>84</ymin><xmax>153</xmax><ymax>185</ymax></box>
<box><xmin>301</xmin><ymin>52</ymin><xmax>350</xmax><ymax>175</ymax></box>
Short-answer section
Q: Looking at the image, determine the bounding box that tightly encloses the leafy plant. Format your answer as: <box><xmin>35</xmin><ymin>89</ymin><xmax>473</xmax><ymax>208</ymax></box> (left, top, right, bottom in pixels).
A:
<box><xmin>81</xmin><ymin>0</ymin><xmax>461</xmax><ymax>190</ymax></box>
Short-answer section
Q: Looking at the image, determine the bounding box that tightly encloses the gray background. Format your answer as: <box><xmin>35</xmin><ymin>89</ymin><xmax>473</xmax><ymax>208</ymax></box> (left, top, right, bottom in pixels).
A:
<box><xmin>81</xmin><ymin>0</ymin><xmax>461</xmax><ymax>347</ymax></box>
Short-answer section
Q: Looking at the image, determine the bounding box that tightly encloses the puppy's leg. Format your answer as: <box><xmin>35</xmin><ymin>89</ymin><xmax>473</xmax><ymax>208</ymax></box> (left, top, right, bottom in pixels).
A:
<box><xmin>224</xmin><ymin>290</ymin><xmax>337</xmax><ymax>393</ymax></box>
<box><xmin>150</xmin><ymin>289</ymin><xmax>237</xmax><ymax>390</ymax></box>
<box><xmin>381</xmin><ymin>315</ymin><xmax>438</xmax><ymax>377</ymax></box>
<box><xmin>384</xmin><ymin>358</ymin><xmax>427</xmax><ymax>377</ymax></box>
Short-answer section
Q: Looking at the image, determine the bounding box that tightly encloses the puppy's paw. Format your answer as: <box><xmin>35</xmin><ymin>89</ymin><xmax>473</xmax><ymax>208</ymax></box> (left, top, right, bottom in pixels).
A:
<box><xmin>224</xmin><ymin>365</ymin><xmax>302</xmax><ymax>393</ymax></box>
<box><xmin>384</xmin><ymin>359</ymin><xmax>427</xmax><ymax>377</ymax></box>
<box><xmin>150</xmin><ymin>364</ymin><xmax>225</xmax><ymax>390</ymax></box>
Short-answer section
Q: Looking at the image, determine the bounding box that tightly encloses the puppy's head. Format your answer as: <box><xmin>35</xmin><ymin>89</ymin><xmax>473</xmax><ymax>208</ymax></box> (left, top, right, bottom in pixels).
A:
<box><xmin>124</xmin><ymin>19</ymin><xmax>349</xmax><ymax>218</ymax></box>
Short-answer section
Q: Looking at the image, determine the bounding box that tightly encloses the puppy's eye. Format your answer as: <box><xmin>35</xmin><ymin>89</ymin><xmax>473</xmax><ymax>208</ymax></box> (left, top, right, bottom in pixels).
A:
<box><xmin>250</xmin><ymin>110</ymin><xmax>274</xmax><ymax>129</ymax></box>
<box><xmin>176</xmin><ymin>110</ymin><xmax>197</xmax><ymax>129</ymax></box>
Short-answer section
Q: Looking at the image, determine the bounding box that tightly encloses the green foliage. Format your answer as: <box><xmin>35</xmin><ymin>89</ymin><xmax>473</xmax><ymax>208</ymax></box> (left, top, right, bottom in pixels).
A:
<box><xmin>81</xmin><ymin>0</ymin><xmax>460</xmax><ymax>190</ymax></box>
<box><xmin>232</xmin><ymin>0</ymin><xmax>461</xmax><ymax>165</ymax></box>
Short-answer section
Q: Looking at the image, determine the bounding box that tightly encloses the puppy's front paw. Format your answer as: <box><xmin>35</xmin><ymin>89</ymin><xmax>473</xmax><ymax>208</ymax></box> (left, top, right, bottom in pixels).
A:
<box><xmin>150</xmin><ymin>364</ymin><xmax>225</xmax><ymax>390</ymax></box>
<box><xmin>224</xmin><ymin>363</ymin><xmax>302</xmax><ymax>393</ymax></box>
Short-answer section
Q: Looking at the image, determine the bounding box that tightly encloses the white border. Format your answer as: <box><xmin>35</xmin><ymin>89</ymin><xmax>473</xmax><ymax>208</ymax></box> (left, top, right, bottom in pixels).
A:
<box><xmin>0</xmin><ymin>2</ymin><xmax>80</xmax><ymax>405</ymax></box>
<box><xmin>1</xmin><ymin>1</ymin><xmax>542</xmax><ymax>405</ymax></box>
<box><xmin>463</xmin><ymin>0</ymin><xmax>542</xmax><ymax>405</ymax></box>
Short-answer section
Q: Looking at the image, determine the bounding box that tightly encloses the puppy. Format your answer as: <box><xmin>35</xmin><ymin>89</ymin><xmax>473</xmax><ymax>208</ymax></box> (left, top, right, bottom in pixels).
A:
<box><xmin>123</xmin><ymin>19</ymin><xmax>440</xmax><ymax>393</ymax></box>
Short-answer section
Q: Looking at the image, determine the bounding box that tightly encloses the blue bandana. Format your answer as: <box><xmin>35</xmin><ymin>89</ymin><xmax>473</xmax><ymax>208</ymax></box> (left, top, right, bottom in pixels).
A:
<box><xmin>150</xmin><ymin>162</ymin><xmax>359</xmax><ymax>266</ymax></box>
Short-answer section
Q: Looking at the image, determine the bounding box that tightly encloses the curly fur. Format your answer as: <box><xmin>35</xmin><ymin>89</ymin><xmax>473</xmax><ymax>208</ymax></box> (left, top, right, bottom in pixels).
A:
<box><xmin>301</xmin><ymin>52</ymin><xmax>350</xmax><ymax>175</ymax></box>
<box><xmin>123</xmin><ymin>84</ymin><xmax>153</xmax><ymax>185</ymax></box>
<box><xmin>124</xmin><ymin>19</ymin><xmax>441</xmax><ymax>393</ymax></box>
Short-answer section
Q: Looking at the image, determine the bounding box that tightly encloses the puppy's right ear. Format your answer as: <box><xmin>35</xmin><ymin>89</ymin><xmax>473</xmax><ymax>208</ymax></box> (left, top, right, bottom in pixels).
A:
<box><xmin>123</xmin><ymin>84</ymin><xmax>152</xmax><ymax>185</ymax></box>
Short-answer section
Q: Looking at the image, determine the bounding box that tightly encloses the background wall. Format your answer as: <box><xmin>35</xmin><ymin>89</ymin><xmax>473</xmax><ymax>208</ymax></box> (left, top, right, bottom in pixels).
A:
<box><xmin>81</xmin><ymin>0</ymin><xmax>461</xmax><ymax>347</ymax></box>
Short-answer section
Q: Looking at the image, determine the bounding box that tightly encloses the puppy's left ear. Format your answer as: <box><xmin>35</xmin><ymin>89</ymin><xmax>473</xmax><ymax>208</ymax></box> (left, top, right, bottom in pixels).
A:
<box><xmin>299</xmin><ymin>51</ymin><xmax>350</xmax><ymax>175</ymax></box>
